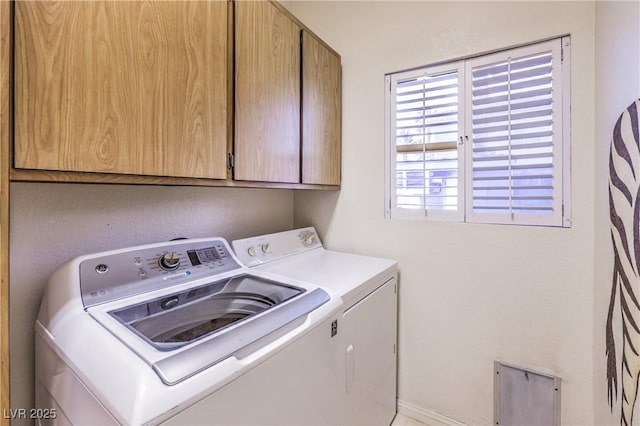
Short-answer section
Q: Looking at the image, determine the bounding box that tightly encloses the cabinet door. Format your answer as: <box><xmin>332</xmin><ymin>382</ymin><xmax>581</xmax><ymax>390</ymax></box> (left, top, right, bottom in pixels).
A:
<box><xmin>15</xmin><ymin>1</ymin><xmax>228</xmax><ymax>179</ymax></box>
<box><xmin>235</xmin><ymin>1</ymin><xmax>300</xmax><ymax>183</ymax></box>
<box><xmin>302</xmin><ymin>31</ymin><xmax>341</xmax><ymax>185</ymax></box>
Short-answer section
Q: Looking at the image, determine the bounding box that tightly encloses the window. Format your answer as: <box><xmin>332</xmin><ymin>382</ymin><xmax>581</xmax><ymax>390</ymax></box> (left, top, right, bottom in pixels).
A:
<box><xmin>385</xmin><ymin>37</ymin><xmax>571</xmax><ymax>227</ymax></box>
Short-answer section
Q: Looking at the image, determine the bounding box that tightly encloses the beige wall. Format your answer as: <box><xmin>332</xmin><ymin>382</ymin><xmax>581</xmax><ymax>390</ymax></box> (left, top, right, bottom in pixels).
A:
<box><xmin>594</xmin><ymin>2</ymin><xmax>640</xmax><ymax>424</ymax></box>
<box><xmin>288</xmin><ymin>1</ymin><xmax>596</xmax><ymax>424</ymax></box>
<box><xmin>9</xmin><ymin>183</ymin><xmax>293</xmax><ymax>424</ymax></box>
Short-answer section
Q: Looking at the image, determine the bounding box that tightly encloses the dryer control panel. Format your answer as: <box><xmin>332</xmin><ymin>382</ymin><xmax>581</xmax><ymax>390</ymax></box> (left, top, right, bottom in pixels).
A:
<box><xmin>232</xmin><ymin>227</ymin><xmax>323</xmax><ymax>267</ymax></box>
<box><xmin>79</xmin><ymin>238</ymin><xmax>242</xmax><ymax>308</ymax></box>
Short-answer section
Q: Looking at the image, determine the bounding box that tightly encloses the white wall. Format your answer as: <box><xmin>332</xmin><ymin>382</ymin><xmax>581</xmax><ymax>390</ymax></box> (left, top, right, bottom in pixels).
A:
<box><xmin>594</xmin><ymin>2</ymin><xmax>640</xmax><ymax>425</ymax></box>
<box><xmin>288</xmin><ymin>1</ymin><xmax>596</xmax><ymax>424</ymax></box>
<box><xmin>9</xmin><ymin>182</ymin><xmax>293</xmax><ymax>423</ymax></box>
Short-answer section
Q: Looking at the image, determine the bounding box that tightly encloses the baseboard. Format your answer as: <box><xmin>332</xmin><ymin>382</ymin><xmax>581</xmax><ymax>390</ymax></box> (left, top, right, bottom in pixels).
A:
<box><xmin>397</xmin><ymin>399</ymin><xmax>467</xmax><ymax>426</ymax></box>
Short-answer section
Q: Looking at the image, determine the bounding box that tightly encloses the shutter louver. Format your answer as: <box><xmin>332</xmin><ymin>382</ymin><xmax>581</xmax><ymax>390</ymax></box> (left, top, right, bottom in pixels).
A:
<box><xmin>469</xmin><ymin>46</ymin><xmax>561</xmax><ymax>222</ymax></box>
<box><xmin>393</xmin><ymin>70</ymin><xmax>461</xmax><ymax>215</ymax></box>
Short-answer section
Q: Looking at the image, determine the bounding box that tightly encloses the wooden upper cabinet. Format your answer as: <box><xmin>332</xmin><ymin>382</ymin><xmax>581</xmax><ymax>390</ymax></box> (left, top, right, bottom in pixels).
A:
<box><xmin>14</xmin><ymin>1</ymin><xmax>229</xmax><ymax>179</ymax></box>
<box><xmin>234</xmin><ymin>1</ymin><xmax>301</xmax><ymax>183</ymax></box>
<box><xmin>301</xmin><ymin>31</ymin><xmax>341</xmax><ymax>185</ymax></box>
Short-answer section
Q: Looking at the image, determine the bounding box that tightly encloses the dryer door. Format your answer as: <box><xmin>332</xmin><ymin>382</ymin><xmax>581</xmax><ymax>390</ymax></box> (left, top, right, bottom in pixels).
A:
<box><xmin>342</xmin><ymin>277</ymin><xmax>397</xmax><ymax>426</ymax></box>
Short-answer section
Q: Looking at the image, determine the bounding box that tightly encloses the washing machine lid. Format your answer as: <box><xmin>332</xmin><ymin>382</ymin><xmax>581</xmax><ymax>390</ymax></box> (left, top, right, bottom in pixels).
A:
<box><xmin>91</xmin><ymin>272</ymin><xmax>331</xmax><ymax>385</ymax></box>
<box><xmin>110</xmin><ymin>274</ymin><xmax>306</xmax><ymax>351</ymax></box>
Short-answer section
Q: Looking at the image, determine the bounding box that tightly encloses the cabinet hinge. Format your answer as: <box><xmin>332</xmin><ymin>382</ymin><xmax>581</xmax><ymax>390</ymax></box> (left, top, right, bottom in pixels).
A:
<box><xmin>393</xmin><ymin>343</ymin><xmax>396</xmax><ymax>354</ymax></box>
<box><xmin>227</xmin><ymin>153</ymin><xmax>234</xmax><ymax>170</ymax></box>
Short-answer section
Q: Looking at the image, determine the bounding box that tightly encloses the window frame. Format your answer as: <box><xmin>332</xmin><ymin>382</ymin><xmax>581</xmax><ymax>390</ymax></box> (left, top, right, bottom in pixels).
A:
<box><xmin>384</xmin><ymin>36</ymin><xmax>571</xmax><ymax>227</ymax></box>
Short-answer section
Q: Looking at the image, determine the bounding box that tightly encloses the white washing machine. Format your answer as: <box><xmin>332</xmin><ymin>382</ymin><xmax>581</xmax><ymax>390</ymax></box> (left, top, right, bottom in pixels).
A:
<box><xmin>232</xmin><ymin>227</ymin><xmax>398</xmax><ymax>426</ymax></box>
<box><xmin>35</xmin><ymin>237</ymin><xmax>345</xmax><ymax>425</ymax></box>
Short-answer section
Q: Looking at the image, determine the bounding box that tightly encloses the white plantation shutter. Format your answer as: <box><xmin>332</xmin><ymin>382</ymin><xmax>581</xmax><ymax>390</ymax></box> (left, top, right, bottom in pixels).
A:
<box><xmin>389</xmin><ymin>63</ymin><xmax>464</xmax><ymax>221</ymax></box>
<box><xmin>465</xmin><ymin>39</ymin><xmax>565</xmax><ymax>226</ymax></box>
<box><xmin>385</xmin><ymin>37</ymin><xmax>570</xmax><ymax>226</ymax></box>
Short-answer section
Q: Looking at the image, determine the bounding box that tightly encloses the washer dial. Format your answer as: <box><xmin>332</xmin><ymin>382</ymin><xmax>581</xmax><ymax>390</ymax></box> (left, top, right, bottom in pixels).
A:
<box><xmin>159</xmin><ymin>252</ymin><xmax>181</xmax><ymax>271</ymax></box>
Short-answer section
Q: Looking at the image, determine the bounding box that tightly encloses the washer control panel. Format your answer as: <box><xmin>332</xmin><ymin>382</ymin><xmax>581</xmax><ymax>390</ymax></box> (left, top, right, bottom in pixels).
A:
<box><xmin>232</xmin><ymin>227</ymin><xmax>323</xmax><ymax>267</ymax></box>
<box><xmin>80</xmin><ymin>238</ymin><xmax>242</xmax><ymax>308</ymax></box>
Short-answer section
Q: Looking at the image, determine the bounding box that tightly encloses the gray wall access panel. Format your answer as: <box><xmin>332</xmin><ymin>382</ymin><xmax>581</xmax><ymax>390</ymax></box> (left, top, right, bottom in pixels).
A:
<box><xmin>494</xmin><ymin>361</ymin><xmax>561</xmax><ymax>426</ymax></box>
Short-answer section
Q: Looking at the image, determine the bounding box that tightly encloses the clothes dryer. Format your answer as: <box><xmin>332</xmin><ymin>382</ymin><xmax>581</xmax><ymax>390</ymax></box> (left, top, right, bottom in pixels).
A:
<box><xmin>233</xmin><ymin>227</ymin><xmax>398</xmax><ymax>426</ymax></box>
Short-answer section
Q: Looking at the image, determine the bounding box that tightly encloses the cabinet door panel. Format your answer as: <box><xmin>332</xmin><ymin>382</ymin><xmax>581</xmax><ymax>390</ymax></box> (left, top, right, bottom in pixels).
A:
<box><xmin>235</xmin><ymin>1</ymin><xmax>300</xmax><ymax>183</ymax></box>
<box><xmin>15</xmin><ymin>1</ymin><xmax>228</xmax><ymax>179</ymax></box>
<box><xmin>302</xmin><ymin>31</ymin><xmax>341</xmax><ymax>185</ymax></box>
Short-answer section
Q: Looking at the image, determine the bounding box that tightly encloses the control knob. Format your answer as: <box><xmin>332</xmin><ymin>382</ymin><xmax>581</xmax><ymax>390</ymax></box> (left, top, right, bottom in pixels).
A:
<box><xmin>299</xmin><ymin>231</ymin><xmax>316</xmax><ymax>247</ymax></box>
<box><xmin>159</xmin><ymin>252</ymin><xmax>181</xmax><ymax>271</ymax></box>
